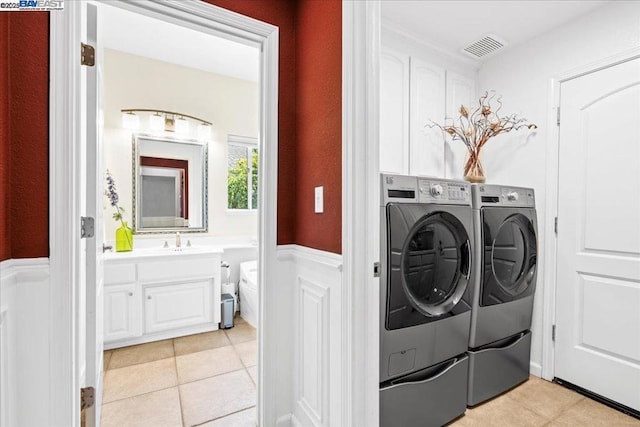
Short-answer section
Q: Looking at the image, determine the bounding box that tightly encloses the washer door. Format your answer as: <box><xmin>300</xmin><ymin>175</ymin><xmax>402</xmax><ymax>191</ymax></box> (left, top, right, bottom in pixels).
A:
<box><xmin>481</xmin><ymin>208</ymin><xmax>537</xmax><ymax>306</ymax></box>
<box><xmin>386</xmin><ymin>204</ymin><xmax>472</xmax><ymax>330</ymax></box>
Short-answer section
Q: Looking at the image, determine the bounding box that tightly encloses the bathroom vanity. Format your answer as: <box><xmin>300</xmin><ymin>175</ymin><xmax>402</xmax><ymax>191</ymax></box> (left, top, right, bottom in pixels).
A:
<box><xmin>103</xmin><ymin>247</ymin><xmax>222</xmax><ymax>349</ymax></box>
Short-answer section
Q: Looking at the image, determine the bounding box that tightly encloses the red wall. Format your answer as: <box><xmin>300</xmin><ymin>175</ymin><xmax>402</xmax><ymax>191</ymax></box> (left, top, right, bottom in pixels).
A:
<box><xmin>210</xmin><ymin>0</ymin><xmax>342</xmax><ymax>254</ymax></box>
<box><xmin>295</xmin><ymin>0</ymin><xmax>342</xmax><ymax>253</ymax></box>
<box><xmin>207</xmin><ymin>0</ymin><xmax>298</xmax><ymax>247</ymax></box>
<box><xmin>0</xmin><ymin>15</ymin><xmax>10</xmax><ymax>261</ymax></box>
<box><xmin>0</xmin><ymin>2</ymin><xmax>342</xmax><ymax>261</ymax></box>
<box><xmin>8</xmin><ymin>13</ymin><xmax>49</xmax><ymax>259</ymax></box>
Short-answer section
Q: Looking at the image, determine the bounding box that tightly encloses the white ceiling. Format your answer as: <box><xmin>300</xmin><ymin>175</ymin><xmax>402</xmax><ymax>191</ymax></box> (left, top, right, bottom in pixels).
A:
<box><xmin>101</xmin><ymin>4</ymin><xmax>259</xmax><ymax>82</ymax></box>
<box><xmin>101</xmin><ymin>1</ymin><xmax>609</xmax><ymax>78</ymax></box>
<box><xmin>381</xmin><ymin>0</ymin><xmax>610</xmax><ymax>62</ymax></box>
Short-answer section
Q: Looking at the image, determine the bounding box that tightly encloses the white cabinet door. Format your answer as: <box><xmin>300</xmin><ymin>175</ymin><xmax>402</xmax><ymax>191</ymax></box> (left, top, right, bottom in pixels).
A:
<box><xmin>380</xmin><ymin>49</ymin><xmax>410</xmax><ymax>174</ymax></box>
<box><xmin>555</xmin><ymin>57</ymin><xmax>640</xmax><ymax>411</ymax></box>
<box><xmin>444</xmin><ymin>71</ymin><xmax>475</xmax><ymax>180</ymax></box>
<box><xmin>144</xmin><ymin>281</ymin><xmax>213</xmax><ymax>334</ymax></box>
<box><xmin>104</xmin><ymin>284</ymin><xmax>139</xmax><ymax>342</ymax></box>
<box><xmin>409</xmin><ymin>58</ymin><xmax>445</xmax><ymax>178</ymax></box>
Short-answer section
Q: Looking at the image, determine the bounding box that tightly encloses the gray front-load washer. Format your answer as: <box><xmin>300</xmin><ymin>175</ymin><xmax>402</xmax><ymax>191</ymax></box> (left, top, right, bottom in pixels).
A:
<box><xmin>467</xmin><ymin>184</ymin><xmax>538</xmax><ymax>406</ymax></box>
<box><xmin>380</xmin><ymin>174</ymin><xmax>475</xmax><ymax>427</ymax></box>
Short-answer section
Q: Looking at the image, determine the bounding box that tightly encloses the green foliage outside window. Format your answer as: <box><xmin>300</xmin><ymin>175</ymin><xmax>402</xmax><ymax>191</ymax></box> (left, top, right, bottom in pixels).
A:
<box><xmin>228</xmin><ymin>147</ymin><xmax>258</xmax><ymax>209</ymax></box>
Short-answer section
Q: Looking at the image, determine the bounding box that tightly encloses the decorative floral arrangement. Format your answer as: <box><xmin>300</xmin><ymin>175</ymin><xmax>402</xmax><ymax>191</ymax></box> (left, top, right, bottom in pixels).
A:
<box><xmin>427</xmin><ymin>91</ymin><xmax>537</xmax><ymax>182</ymax></box>
<box><xmin>105</xmin><ymin>170</ymin><xmax>133</xmax><ymax>251</ymax></box>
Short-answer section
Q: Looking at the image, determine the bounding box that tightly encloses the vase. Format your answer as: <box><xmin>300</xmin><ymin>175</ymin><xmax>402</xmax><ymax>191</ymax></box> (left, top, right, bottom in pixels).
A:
<box><xmin>115</xmin><ymin>222</ymin><xmax>133</xmax><ymax>252</ymax></box>
<box><xmin>463</xmin><ymin>151</ymin><xmax>486</xmax><ymax>184</ymax></box>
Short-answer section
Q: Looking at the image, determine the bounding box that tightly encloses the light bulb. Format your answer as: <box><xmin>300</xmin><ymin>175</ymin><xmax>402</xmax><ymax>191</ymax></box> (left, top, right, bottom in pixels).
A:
<box><xmin>197</xmin><ymin>123</ymin><xmax>211</xmax><ymax>142</ymax></box>
<box><xmin>122</xmin><ymin>112</ymin><xmax>139</xmax><ymax>130</ymax></box>
<box><xmin>149</xmin><ymin>113</ymin><xmax>164</xmax><ymax>131</ymax></box>
<box><xmin>175</xmin><ymin>117</ymin><xmax>189</xmax><ymax>135</ymax></box>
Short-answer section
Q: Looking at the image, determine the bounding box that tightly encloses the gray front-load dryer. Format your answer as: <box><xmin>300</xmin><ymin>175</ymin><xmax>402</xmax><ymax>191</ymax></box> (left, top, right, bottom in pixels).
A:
<box><xmin>380</xmin><ymin>174</ymin><xmax>475</xmax><ymax>427</ymax></box>
<box><xmin>467</xmin><ymin>184</ymin><xmax>538</xmax><ymax>406</ymax></box>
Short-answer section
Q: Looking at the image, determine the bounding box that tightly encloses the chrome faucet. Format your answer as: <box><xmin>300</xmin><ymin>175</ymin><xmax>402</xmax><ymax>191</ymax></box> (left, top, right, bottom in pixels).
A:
<box><xmin>175</xmin><ymin>232</ymin><xmax>181</xmax><ymax>249</ymax></box>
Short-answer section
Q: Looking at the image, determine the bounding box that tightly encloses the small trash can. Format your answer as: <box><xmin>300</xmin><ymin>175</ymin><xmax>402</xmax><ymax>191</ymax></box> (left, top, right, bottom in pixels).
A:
<box><xmin>220</xmin><ymin>293</ymin><xmax>234</xmax><ymax>329</ymax></box>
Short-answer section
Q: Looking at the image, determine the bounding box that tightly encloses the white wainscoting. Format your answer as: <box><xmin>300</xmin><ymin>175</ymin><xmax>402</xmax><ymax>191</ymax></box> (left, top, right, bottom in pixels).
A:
<box><xmin>276</xmin><ymin>245</ymin><xmax>343</xmax><ymax>427</ymax></box>
<box><xmin>1</xmin><ymin>248</ymin><xmax>342</xmax><ymax>427</ymax></box>
<box><xmin>0</xmin><ymin>258</ymin><xmax>50</xmax><ymax>427</ymax></box>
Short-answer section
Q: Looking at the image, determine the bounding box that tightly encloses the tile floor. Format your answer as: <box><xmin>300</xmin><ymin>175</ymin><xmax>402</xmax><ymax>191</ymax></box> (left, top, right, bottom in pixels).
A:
<box><xmin>101</xmin><ymin>314</ymin><xmax>257</xmax><ymax>427</ymax></box>
<box><xmin>102</xmin><ymin>317</ymin><xmax>639</xmax><ymax>426</ymax></box>
<box><xmin>450</xmin><ymin>375</ymin><xmax>640</xmax><ymax>426</ymax></box>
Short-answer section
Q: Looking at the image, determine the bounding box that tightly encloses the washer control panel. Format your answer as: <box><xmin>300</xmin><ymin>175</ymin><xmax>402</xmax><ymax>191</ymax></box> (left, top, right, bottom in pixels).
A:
<box><xmin>418</xmin><ymin>179</ymin><xmax>470</xmax><ymax>204</ymax></box>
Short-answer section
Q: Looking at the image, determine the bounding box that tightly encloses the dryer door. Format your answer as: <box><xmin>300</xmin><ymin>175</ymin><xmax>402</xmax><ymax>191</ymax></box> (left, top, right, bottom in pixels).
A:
<box><xmin>480</xmin><ymin>208</ymin><xmax>537</xmax><ymax>306</ymax></box>
<box><xmin>386</xmin><ymin>204</ymin><xmax>472</xmax><ymax>330</ymax></box>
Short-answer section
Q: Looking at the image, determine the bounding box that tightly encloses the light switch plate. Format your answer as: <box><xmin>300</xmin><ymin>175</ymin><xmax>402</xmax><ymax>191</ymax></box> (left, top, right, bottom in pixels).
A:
<box><xmin>315</xmin><ymin>186</ymin><xmax>324</xmax><ymax>213</ymax></box>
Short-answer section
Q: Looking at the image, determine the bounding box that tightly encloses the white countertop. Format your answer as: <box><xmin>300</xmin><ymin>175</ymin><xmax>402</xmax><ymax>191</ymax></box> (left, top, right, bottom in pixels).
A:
<box><xmin>104</xmin><ymin>246</ymin><xmax>224</xmax><ymax>262</ymax></box>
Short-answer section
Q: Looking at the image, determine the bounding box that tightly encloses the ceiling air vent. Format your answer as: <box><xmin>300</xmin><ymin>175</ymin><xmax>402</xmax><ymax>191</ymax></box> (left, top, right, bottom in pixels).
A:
<box><xmin>462</xmin><ymin>34</ymin><xmax>506</xmax><ymax>59</ymax></box>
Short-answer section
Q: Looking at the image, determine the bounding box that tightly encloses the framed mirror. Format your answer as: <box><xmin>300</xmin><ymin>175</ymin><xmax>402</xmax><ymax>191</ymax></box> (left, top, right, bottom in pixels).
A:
<box><xmin>132</xmin><ymin>134</ymin><xmax>208</xmax><ymax>233</ymax></box>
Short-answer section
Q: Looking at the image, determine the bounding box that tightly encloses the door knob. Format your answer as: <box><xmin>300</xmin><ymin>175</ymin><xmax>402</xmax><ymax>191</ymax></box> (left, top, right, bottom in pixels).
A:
<box><xmin>102</xmin><ymin>244</ymin><xmax>113</xmax><ymax>253</ymax></box>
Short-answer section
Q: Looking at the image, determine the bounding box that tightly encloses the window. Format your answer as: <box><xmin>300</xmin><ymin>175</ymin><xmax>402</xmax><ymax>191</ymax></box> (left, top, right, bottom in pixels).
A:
<box><xmin>227</xmin><ymin>135</ymin><xmax>259</xmax><ymax>210</ymax></box>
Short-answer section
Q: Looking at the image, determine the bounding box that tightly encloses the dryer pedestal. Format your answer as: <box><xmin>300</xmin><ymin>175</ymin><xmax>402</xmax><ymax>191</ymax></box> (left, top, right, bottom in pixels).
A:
<box><xmin>467</xmin><ymin>330</ymin><xmax>531</xmax><ymax>406</ymax></box>
<box><xmin>381</xmin><ymin>353</ymin><xmax>468</xmax><ymax>427</ymax></box>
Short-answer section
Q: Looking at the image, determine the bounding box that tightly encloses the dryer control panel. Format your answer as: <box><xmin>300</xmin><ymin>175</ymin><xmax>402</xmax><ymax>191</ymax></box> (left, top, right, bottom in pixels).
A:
<box><xmin>472</xmin><ymin>184</ymin><xmax>535</xmax><ymax>208</ymax></box>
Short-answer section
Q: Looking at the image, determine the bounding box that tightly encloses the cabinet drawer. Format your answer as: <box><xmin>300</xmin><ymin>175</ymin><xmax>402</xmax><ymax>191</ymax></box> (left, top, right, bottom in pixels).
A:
<box><xmin>104</xmin><ymin>263</ymin><xmax>136</xmax><ymax>285</ymax></box>
<box><xmin>144</xmin><ymin>281</ymin><xmax>212</xmax><ymax>334</ymax></box>
<box><xmin>138</xmin><ymin>258</ymin><xmax>216</xmax><ymax>283</ymax></box>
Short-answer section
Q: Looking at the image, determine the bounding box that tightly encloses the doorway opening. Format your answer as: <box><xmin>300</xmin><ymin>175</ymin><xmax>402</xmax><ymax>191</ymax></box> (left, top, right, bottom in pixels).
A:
<box><xmin>49</xmin><ymin>1</ymin><xmax>278</xmax><ymax>426</ymax></box>
<box><xmin>99</xmin><ymin>3</ymin><xmax>262</xmax><ymax>425</ymax></box>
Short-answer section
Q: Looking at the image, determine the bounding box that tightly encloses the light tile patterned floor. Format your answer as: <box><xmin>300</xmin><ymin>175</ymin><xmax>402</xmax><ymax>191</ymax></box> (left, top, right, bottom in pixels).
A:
<box><xmin>101</xmin><ymin>314</ymin><xmax>257</xmax><ymax>427</ymax></box>
<box><xmin>450</xmin><ymin>375</ymin><xmax>640</xmax><ymax>427</ymax></box>
<box><xmin>102</xmin><ymin>317</ymin><xmax>639</xmax><ymax>426</ymax></box>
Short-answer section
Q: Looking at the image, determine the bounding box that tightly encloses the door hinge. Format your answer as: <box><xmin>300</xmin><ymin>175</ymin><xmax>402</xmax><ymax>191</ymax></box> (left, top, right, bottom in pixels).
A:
<box><xmin>373</xmin><ymin>262</ymin><xmax>381</xmax><ymax>278</ymax></box>
<box><xmin>552</xmin><ymin>324</ymin><xmax>556</xmax><ymax>342</ymax></box>
<box><xmin>554</xmin><ymin>217</ymin><xmax>558</xmax><ymax>235</ymax></box>
<box><xmin>80</xmin><ymin>386</ymin><xmax>95</xmax><ymax>410</ymax></box>
<box><xmin>556</xmin><ymin>107</ymin><xmax>561</xmax><ymax>126</ymax></box>
<box><xmin>81</xmin><ymin>43</ymin><xmax>95</xmax><ymax>67</ymax></box>
<box><xmin>81</xmin><ymin>216</ymin><xmax>95</xmax><ymax>238</ymax></box>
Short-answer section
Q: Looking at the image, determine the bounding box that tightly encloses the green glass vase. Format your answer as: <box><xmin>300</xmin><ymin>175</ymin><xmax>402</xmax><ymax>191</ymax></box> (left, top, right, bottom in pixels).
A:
<box><xmin>115</xmin><ymin>221</ymin><xmax>133</xmax><ymax>252</ymax></box>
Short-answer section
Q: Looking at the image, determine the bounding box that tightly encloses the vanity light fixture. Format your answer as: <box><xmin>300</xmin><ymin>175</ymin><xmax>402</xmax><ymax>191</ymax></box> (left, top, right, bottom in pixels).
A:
<box><xmin>121</xmin><ymin>109</ymin><xmax>212</xmax><ymax>140</ymax></box>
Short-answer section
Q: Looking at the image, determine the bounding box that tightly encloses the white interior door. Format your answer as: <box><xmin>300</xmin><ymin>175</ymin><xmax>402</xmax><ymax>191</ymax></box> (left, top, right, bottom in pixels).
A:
<box><xmin>84</xmin><ymin>3</ymin><xmax>105</xmax><ymax>425</ymax></box>
<box><xmin>555</xmin><ymin>56</ymin><xmax>640</xmax><ymax>411</ymax></box>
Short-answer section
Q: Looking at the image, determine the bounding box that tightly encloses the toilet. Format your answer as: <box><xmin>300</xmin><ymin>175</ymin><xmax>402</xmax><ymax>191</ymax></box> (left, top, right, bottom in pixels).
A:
<box><xmin>239</xmin><ymin>260</ymin><xmax>258</xmax><ymax>328</ymax></box>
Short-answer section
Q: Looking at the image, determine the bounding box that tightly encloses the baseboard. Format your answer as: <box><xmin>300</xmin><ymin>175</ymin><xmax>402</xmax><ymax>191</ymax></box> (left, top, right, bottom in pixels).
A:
<box><xmin>530</xmin><ymin>361</ymin><xmax>542</xmax><ymax>378</ymax></box>
<box><xmin>291</xmin><ymin>413</ymin><xmax>303</xmax><ymax>427</ymax></box>
<box><xmin>276</xmin><ymin>413</ymin><xmax>293</xmax><ymax>427</ymax></box>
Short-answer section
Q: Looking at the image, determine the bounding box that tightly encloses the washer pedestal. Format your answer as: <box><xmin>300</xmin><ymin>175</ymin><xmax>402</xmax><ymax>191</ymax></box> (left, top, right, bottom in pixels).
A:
<box><xmin>380</xmin><ymin>354</ymin><xmax>468</xmax><ymax>427</ymax></box>
<box><xmin>467</xmin><ymin>330</ymin><xmax>531</xmax><ymax>406</ymax></box>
